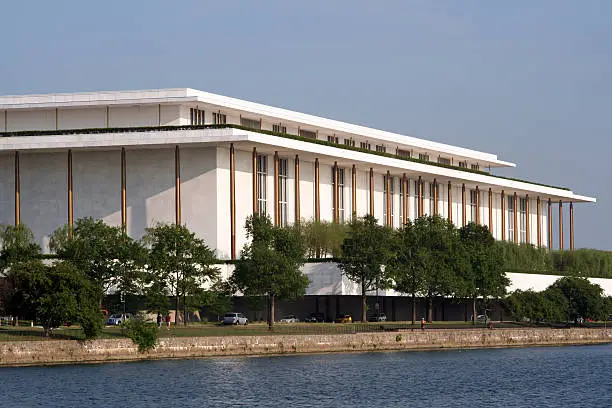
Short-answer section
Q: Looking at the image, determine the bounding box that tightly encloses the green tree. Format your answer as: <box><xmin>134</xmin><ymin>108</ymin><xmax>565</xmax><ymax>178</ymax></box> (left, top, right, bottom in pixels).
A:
<box><xmin>389</xmin><ymin>219</ymin><xmax>425</xmax><ymax>324</ymax></box>
<box><xmin>505</xmin><ymin>288</ymin><xmax>568</xmax><ymax>323</ymax></box>
<box><xmin>338</xmin><ymin>215</ymin><xmax>394</xmax><ymax>322</ymax></box>
<box><xmin>50</xmin><ymin>218</ymin><xmax>147</xmax><ymax>300</ymax></box>
<box><xmin>0</xmin><ymin>224</ymin><xmax>41</xmax><ymax>317</ymax></box>
<box><xmin>458</xmin><ymin>223</ymin><xmax>508</xmax><ymax>324</ymax></box>
<box><xmin>409</xmin><ymin>216</ymin><xmax>461</xmax><ymax>322</ymax></box>
<box><xmin>143</xmin><ymin>223</ymin><xmax>218</xmax><ymax>325</ymax></box>
<box><xmin>549</xmin><ymin>276</ymin><xmax>606</xmax><ymax>321</ymax></box>
<box><xmin>232</xmin><ymin>214</ymin><xmax>309</xmax><ymax>328</ymax></box>
<box><xmin>10</xmin><ymin>260</ymin><xmax>103</xmax><ymax>337</ymax></box>
<box><xmin>300</xmin><ymin>219</ymin><xmax>348</xmax><ymax>258</ymax></box>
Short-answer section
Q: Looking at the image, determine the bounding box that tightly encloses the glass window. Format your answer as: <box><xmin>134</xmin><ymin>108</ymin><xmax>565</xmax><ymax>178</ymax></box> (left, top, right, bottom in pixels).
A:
<box><xmin>272</xmin><ymin>124</ymin><xmax>286</xmax><ymax>133</ymax></box>
<box><xmin>519</xmin><ymin>197</ymin><xmax>527</xmax><ymax>243</ymax></box>
<box><xmin>376</xmin><ymin>145</ymin><xmax>386</xmax><ymax>153</ymax></box>
<box><xmin>257</xmin><ymin>155</ymin><xmax>267</xmax><ymax>214</ymax></box>
<box><xmin>213</xmin><ymin>112</ymin><xmax>226</xmax><ymax>125</ymax></box>
<box><xmin>241</xmin><ymin>117</ymin><xmax>261</xmax><ymax>130</ymax></box>
<box><xmin>360</xmin><ymin>142</ymin><xmax>371</xmax><ymax>150</ymax></box>
<box><xmin>279</xmin><ymin>158</ymin><xmax>288</xmax><ymax>226</ymax></box>
<box><xmin>383</xmin><ymin>175</ymin><xmax>395</xmax><ymax>226</ymax></box>
<box><xmin>332</xmin><ymin>167</ymin><xmax>346</xmax><ymax>223</ymax></box>
<box><xmin>327</xmin><ymin>135</ymin><xmax>339</xmax><ymax>144</ymax></box>
<box><xmin>397</xmin><ymin>149</ymin><xmax>411</xmax><ymax>159</ymax></box>
<box><xmin>190</xmin><ymin>108</ymin><xmax>205</xmax><ymax>125</ymax></box>
<box><xmin>470</xmin><ymin>190</ymin><xmax>478</xmax><ymax>222</ymax></box>
<box><xmin>471</xmin><ymin>164</ymin><xmax>480</xmax><ymax>171</ymax></box>
<box><xmin>507</xmin><ymin>196</ymin><xmax>515</xmax><ymax>242</ymax></box>
<box><xmin>418</xmin><ymin>153</ymin><xmax>429</xmax><ymax>162</ymax></box>
<box><xmin>299</xmin><ymin>129</ymin><xmax>316</xmax><ymax>139</ymax></box>
<box><xmin>343</xmin><ymin>138</ymin><xmax>355</xmax><ymax>147</ymax></box>
<box><xmin>438</xmin><ymin>157</ymin><xmax>451</xmax><ymax>165</ymax></box>
<box><xmin>458</xmin><ymin>161</ymin><xmax>468</xmax><ymax>168</ymax></box>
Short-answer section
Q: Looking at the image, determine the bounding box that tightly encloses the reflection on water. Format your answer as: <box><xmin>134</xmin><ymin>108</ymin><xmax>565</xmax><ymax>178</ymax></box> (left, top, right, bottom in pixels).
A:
<box><xmin>2</xmin><ymin>345</ymin><xmax>611</xmax><ymax>407</ymax></box>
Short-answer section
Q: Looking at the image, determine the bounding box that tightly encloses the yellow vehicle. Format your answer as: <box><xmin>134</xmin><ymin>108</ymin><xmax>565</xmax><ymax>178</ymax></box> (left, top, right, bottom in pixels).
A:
<box><xmin>334</xmin><ymin>313</ymin><xmax>352</xmax><ymax>323</ymax></box>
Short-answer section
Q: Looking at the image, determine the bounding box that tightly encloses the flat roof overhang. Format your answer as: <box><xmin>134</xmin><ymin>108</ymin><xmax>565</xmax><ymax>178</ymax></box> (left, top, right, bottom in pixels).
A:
<box><xmin>0</xmin><ymin>127</ymin><xmax>595</xmax><ymax>203</ymax></box>
<box><xmin>0</xmin><ymin>88</ymin><xmax>515</xmax><ymax>169</ymax></box>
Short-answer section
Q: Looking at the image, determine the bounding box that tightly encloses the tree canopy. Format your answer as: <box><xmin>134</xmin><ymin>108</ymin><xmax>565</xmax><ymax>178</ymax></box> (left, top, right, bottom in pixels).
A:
<box><xmin>338</xmin><ymin>215</ymin><xmax>394</xmax><ymax>322</ymax></box>
<box><xmin>232</xmin><ymin>214</ymin><xmax>309</xmax><ymax>328</ymax></box>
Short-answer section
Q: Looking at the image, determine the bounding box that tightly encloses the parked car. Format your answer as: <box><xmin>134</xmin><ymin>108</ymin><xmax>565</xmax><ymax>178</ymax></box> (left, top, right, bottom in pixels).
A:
<box><xmin>304</xmin><ymin>312</ymin><xmax>325</xmax><ymax>323</ymax></box>
<box><xmin>106</xmin><ymin>313</ymin><xmax>133</xmax><ymax>326</ymax></box>
<box><xmin>335</xmin><ymin>313</ymin><xmax>352</xmax><ymax>323</ymax></box>
<box><xmin>279</xmin><ymin>314</ymin><xmax>299</xmax><ymax>323</ymax></box>
<box><xmin>368</xmin><ymin>313</ymin><xmax>387</xmax><ymax>322</ymax></box>
<box><xmin>223</xmin><ymin>313</ymin><xmax>248</xmax><ymax>325</ymax></box>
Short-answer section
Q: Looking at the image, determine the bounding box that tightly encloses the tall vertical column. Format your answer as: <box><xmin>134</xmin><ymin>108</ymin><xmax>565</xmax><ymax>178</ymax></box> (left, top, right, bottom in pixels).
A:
<box><xmin>333</xmin><ymin>162</ymin><xmax>339</xmax><ymax>223</ymax></box>
<box><xmin>501</xmin><ymin>190</ymin><xmax>506</xmax><ymax>241</ymax></box>
<box><xmin>14</xmin><ymin>151</ymin><xmax>20</xmax><ymax>226</ymax></box>
<box><xmin>475</xmin><ymin>186</ymin><xmax>480</xmax><ymax>224</ymax></box>
<box><xmin>68</xmin><ymin>150</ymin><xmax>73</xmax><ymax>236</ymax></box>
<box><xmin>447</xmin><ymin>181</ymin><xmax>452</xmax><ymax>223</ymax></box>
<box><xmin>230</xmin><ymin>144</ymin><xmax>236</xmax><ymax>259</ymax></box>
<box><xmin>369</xmin><ymin>168</ymin><xmax>374</xmax><ymax>216</ymax></box>
<box><xmin>274</xmin><ymin>151</ymin><xmax>279</xmax><ymax>226</ymax></box>
<box><xmin>525</xmin><ymin>195</ymin><xmax>530</xmax><ymax>244</ymax></box>
<box><xmin>461</xmin><ymin>183</ymin><xmax>466</xmax><ymax>227</ymax></box>
<box><xmin>315</xmin><ymin>158</ymin><xmax>320</xmax><ymax>222</ymax></box>
<box><xmin>386</xmin><ymin>171</ymin><xmax>391</xmax><ymax>226</ymax></box>
<box><xmin>537</xmin><ymin>197</ymin><xmax>542</xmax><ymax>247</ymax></box>
<box><xmin>559</xmin><ymin>201</ymin><xmax>564</xmax><ymax>251</ymax></box>
<box><xmin>433</xmin><ymin>178</ymin><xmax>438</xmax><ymax>215</ymax></box>
<box><xmin>569</xmin><ymin>202</ymin><xmax>574</xmax><ymax>251</ymax></box>
<box><xmin>488</xmin><ymin>188</ymin><xmax>493</xmax><ymax>232</ymax></box>
<box><xmin>548</xmin><ymin>199</ymin><xmax>553</xmax><ymax>250</ymax></box>
<box><xmin>252</xmin><ymin>147</ymin><xmax>258</xmax><ymax>214</ymax></box>
<box><xmin>418</xmin><ymin>176</ymin><xmax>423</xmax><ymax>217</ymax></box>
<box><xmin>295</xmin><ymin>155</ymin><xmax>300</xmax><ymax>223</ymax></box>
<box><xmin>513</xmin><ymin>193</ymin><xmax>518</xmax><ymax>244</ymax></box>
<box><xmin>351</xmin><ymin>164</ymin><xmax>357</xmax><ymax>219</ymax></box>
<box><xmin>175</xmin><ymin>145</ymin><xmax>181</xmax><ymax>225</ymax></box>
<box><xmin>402</xmin><ymin>174</ymin><xmax>407</xmax><ymax>225</ymax></box>
<box><xmin>121</xmin><ymin>148</ymin><xmax>127</xmax><ymax>233</ymax></box>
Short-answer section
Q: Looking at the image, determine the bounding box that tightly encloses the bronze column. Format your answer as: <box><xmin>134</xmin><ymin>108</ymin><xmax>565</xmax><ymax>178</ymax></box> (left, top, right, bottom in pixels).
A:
<box><xmin>433</xmin><ymin>178</ymin><xmax>438</xmax><ymax>216</ymax></box>
<box><xmin>488</xmin><ymin>188</ymin><xmax>493</xmax><ymax>233</ymax></box>
<box><xmin>14</xmin><ymin>151</ymin><xmax>20</xmax><ymax>226</ymax></box>
<box><xmin>351</xmin><ymin>164</ymin><xmax>356</xmax><ymax>219</ymax></box>
<box><xmin>418</xmin><ymin>176</ymin><xmax>423</xmax><ymax>217</ymax></box>
<box><xmin>369</xmin><ymin>168</ymin><xmax>374</xmax><ymax>216</ymax></box>
<box><xmin>333</xmin><ymin>162</ymin><xmax>339</xmax><ymax>223</ymax></box>
<box><xmin>121</xmin><ymin>148</ymin><xmax>127</xmax><ymax>233</ymax></box>
<box><xmin>175</xmin><ymin>145</ymin><xmax>181</xmax><ymax>225</ymax></box>
<box><xmin>513</xmin><ymin>193</ymin><xmax>518</xmax><ymax>243</ymax></box>
<box><xmin>274</xmin><ymin>151</ymin><xmax>279</xmax><ymax>226</ymax></box>
<box><xmin>315</xmin><ymin>158</ymin><xmax>320</xmax><ymax>222</ymax></box>
<box><xmin>475</xmin><ymin>186</ymin><xmax>480</xmax><ymax>224</ymax></box>
<box><xmin>230</xmin><ymin>144</ymin><xmax>236</xmax><ymax>259</ymax></box>
<box><xmin>252</xmin><ymin>148</ymin><xmax>258</xmax><ymax>214</ymax></box>
<box><xmin>461</xmin><ymin>183</ymin><xmax>466</xmax><ymax>226</ymax></box>
<box><xmin>501</xmin><ymin>190</ymin><xmax>506</xmax><ymax>240</ymax></box>
<box><xmin>548</xmin><ymin>199</ymin><xmax>553</xmax><ymax>250</ymax></box>
<box><xmin>537</xmin><ymin>197</ymin><xmax>541</xmax><ymax>247</ymax></box>
<box><xmin>68</xmin><ymin>150</ymin><xmax>73</xmax><ymax>236</ymax></box>
<box><xmin>447</xmin><ymin>181</ymin><xmax>452</xmax><ymax>223</ymax></box>
<box><xmin>402</xmin><ymin>174</ymin><xmax>407</xmax><ymax>225</ymax></box>
<box><xmin>559</xmin><ymin>201</ymin><xmax>564</xmax><ymax>251</ymax></box>
<box><xmin>386</xmin><ymin>171</ymin><xmax>391</xmax><ymax>226</ymax></box>
<box><xmin>569</xmin><ymin>202</ymin><xmax>574</xmax><ymax>251</ymax></box>
<box><xmin>295</xmin><ymin>155</ymin><xmax>300</xmax><ymax>223</ymax></box>
<box><xmin>525</xmin><ymin>195</ymin><xmax>530</xmax><ymax>244</ymax></box>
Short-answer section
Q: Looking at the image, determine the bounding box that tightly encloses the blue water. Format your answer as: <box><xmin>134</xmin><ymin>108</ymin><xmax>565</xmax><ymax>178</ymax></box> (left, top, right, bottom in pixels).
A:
<box><xmin>1</xmin><ymin>345</ymin><xmax>611</xmax><ymax>407</ymax></box>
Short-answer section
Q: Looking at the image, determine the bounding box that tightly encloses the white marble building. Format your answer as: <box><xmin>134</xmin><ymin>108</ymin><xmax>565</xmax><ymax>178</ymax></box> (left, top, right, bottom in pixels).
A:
<box><xmin>0</xmin><ymin>88</ymin><xmax>595</xmax><ymax>266</ymax></box>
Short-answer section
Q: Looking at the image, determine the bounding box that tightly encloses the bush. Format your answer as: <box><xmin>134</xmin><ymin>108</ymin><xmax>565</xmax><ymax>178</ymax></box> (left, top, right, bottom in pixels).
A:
<box><xmin>122</xmin><ymin>317</ymin><xmax>158</xmax><ymax>353</ymax></box>
<box><xmin>80</xmin><ymin>306</ymin><xmax>106</xmax><ymax>340</ymax></box>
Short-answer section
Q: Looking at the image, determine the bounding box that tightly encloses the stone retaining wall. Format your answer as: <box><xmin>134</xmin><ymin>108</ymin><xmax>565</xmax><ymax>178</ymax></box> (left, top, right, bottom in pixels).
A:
<box><xmin>1</xmin><ymin>328</ymin><xmax>611</xmax><ymax>366</ymax></box>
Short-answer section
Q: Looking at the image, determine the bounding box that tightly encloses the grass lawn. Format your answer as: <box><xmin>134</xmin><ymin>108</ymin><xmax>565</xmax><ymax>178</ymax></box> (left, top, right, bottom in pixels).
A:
<box><xmin>1</xmin><ymin>320</ymin><xmax>608</xmax><ymax>342</ymax></box>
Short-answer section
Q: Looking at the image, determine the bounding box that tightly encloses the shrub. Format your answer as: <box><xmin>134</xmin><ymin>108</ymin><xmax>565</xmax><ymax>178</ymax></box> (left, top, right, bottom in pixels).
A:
<box><xmin>122</xmin><ymin>317</ymin><xmax>158</xmax><ymax>353</ymax></box>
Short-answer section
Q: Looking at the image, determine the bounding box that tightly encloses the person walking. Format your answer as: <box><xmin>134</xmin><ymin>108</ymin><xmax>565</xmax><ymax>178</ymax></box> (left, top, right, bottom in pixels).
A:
<box><xmin>165</xmin><ymin>313</ymin><xmax>171</xmax><ymax>330</ymax></box>
<box><xmin>156</xmin><ymin>313</ymin><xmax>162</xmax><ymax>328</ymax></box>
<box><xmin>420</xmin><ymin>317</ymin><xmax>426</xmax><ymax>330</ymax></box>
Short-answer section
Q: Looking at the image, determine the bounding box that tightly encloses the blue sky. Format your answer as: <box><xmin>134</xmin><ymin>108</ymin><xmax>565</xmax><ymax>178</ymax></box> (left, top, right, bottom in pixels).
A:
<box><xmin>1</xmin><ymin>1</ymin><xmax>610</xmax><ymax>249</ymax></box>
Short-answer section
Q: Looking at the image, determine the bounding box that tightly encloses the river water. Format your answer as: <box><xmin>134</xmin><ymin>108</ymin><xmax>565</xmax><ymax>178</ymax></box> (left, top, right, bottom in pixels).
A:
<box><xmin>1</xmin><ymin>345</ymin><xmax>610</xmax><ymax>407</ymax></box>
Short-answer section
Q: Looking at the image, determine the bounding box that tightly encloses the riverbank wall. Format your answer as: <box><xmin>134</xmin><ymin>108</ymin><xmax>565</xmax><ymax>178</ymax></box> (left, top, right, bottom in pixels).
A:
<box><xmin>1</xmin><ymin>328</ymin><xmax>611</xmax><ymax>366</ymax></box>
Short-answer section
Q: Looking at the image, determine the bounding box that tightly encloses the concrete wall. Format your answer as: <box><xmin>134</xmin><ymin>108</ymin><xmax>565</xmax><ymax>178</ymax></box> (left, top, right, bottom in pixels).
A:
<box><xmin>2</xmin><ymin>328</ymin><xmax>610</xmax><ymax>366</ymax></box>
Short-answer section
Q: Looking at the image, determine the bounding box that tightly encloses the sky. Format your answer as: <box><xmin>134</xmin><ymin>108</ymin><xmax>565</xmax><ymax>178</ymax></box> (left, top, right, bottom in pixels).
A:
<box><xmin>1</xmin><ymin>1</ymin><xmax>610</xmax><ymax>249</ymax></box>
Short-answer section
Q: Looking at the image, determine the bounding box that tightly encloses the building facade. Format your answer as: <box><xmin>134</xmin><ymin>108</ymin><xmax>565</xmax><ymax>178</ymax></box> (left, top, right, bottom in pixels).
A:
<box><xmin>0</xmin><ymin>89</ymin><xmax>595</xmax><ymax>259</ymax></box>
